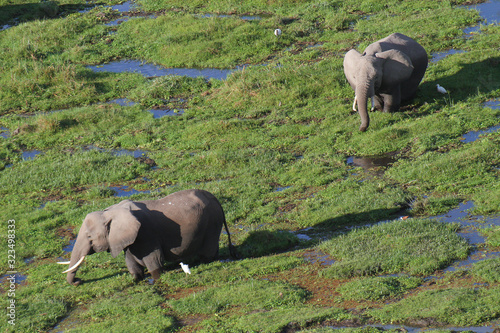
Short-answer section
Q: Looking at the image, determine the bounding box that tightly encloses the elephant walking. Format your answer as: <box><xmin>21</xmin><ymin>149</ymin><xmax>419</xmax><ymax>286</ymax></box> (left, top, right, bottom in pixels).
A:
<box><xmin>60</xmin><ymin>189</ymin><xmax>237</xmax><ymax>285</ymax></box>
<box><xmin>343</xmin><ymin>33</ymin><xmax>428</xmax><ymax>131</ymax></box>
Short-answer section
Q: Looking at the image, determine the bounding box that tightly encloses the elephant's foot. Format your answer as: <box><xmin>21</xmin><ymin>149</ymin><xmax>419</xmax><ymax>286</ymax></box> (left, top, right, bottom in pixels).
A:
<box><xmin>131</xmin><ymin>272</ymin><xmax>145</xmax><ymax>282</ymax></box>
<box><xmin>150</xmin><ymin>268</ymin><xmax>162</xmax><ymax>281</ymax></box>
<box><xmin>70</xmin><ymin>278</ymin><xmax>82</xmax><ymax>286</ymax></box>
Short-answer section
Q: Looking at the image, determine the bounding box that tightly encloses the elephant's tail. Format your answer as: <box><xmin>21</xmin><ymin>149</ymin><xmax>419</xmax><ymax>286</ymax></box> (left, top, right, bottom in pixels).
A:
<box><xmin>223</xmin><ymin>215</ymin><xmax>238</xmax><ymax>259</ymax></box>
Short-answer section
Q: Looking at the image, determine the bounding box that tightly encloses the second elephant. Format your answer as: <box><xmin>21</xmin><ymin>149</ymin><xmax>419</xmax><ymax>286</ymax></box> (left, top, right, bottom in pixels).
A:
<box><xmin>343</xmin><ymin>33</ymin><xmax>428</xmax><ymax>131</ymax></box>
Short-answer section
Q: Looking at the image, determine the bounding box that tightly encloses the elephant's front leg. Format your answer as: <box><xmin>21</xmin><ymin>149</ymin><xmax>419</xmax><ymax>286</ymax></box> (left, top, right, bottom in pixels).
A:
<box><xmin>381</xmin><ymin>86</ymin><xmax>402</xmax><ymax>112</ymax></box>
<box><xmin>125</xmin><ymin>249</ymin><xmax>145</xmax><ymax>282</ymax></box>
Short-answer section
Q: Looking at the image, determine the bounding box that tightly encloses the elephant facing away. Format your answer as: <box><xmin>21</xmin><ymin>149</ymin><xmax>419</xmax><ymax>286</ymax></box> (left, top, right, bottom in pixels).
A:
<box><xmin>60</xmin><ymin>189</ymin><xmax>237</xmax><ymax>285</ymax></box>
<box><xmin>343</xmin><ymin>33</ymin><xmax>428</xmax><ymax>131</ymax></box>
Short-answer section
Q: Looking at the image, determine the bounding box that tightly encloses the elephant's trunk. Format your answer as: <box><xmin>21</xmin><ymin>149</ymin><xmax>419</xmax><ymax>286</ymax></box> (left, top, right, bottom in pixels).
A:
<box><xmin>65</xmin><ymin>224</ymin><xmax>92</xmax><ymax>286</ymax></box>
<box><xmin>355</xmin><ymin>82</ymin><xmax>374</xmax><ymax>132</ymax></box>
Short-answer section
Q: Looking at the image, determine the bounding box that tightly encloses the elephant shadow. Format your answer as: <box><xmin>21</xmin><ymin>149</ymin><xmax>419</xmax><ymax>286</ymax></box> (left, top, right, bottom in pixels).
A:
<box><xmin>413</xmin><ymin>56</ymin><xmax>500</xmax><ymax>114</ymax></box>
<box><xmin>314</xmin><ymin>206</ymin><xmax>408</xmax><ymax>235</ymax></box>
<box><xmin>233</xmin><ymin>207</ymin><xmax>408</xmax><ymax>259</ymax></box>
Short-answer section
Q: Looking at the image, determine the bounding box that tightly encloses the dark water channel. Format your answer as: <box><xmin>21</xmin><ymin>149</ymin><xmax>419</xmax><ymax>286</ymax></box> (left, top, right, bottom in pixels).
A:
<box><xmin>88</xmin><ymin>60</ymin><xmax>241</xmax><ymax>80</ymax></box>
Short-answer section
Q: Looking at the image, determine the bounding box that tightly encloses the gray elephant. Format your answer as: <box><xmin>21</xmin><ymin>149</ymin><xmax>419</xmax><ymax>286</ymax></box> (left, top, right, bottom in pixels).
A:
<box><xmin>60</xmin><ymin>189</ymin><xmax>236</xmax><ymax>285</ymax></box>
<box><xmin>343</xmin><ymin>33</ymin><xmax>428</xmax><ymax>131</ymax></box>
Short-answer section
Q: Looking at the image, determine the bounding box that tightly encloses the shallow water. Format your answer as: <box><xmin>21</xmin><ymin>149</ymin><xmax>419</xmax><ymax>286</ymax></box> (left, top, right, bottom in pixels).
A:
<box><xmin>0</xmin><ymin>126</ymin><xmax>9</xmax><ymax>138</ymax></box>
<box><xmin>461</xmin><ymin>124</ymin><xmax>500</xmax><ymax>143</ymax></box>
<box><xmin>303</xmin><ymin>250</ymin><xmax>336</xmax><ymax>266</ymax></box>
<box><xmin>22</xmin><ymin>150</ymin><xmax>43</xmax><ymax>161</ymax></box>
<box><xmin>109</xmin><ymin>185</ymin><xmax>153</xmax><ymax>197</ymax></box>
<box><xmin>430</xmin><ymin>49</ymin><xmax>467</xmax><ymax>63</ymax></box>
<box><xmin>346</xmin><ymin>154</ymin><xmax>397</xmax><ymax>170</ymax></box>
<box><xmin>88</xmin><ymin>60</ymin><xmax>240</xmax><ymax>80</ymax></box>
<box><xmin>149</xmin><ymin>108</ymin><xmax>185</xmax><ymax>118</ymax></box>
<box><xmin>467</xmin><ymin>0</ymin><xmax>500</xmax><ymax>24</ymax></box>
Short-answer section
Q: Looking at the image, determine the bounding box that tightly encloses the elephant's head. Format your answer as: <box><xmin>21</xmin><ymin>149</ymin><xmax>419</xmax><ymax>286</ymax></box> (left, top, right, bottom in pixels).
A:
<box><xmin>343</xmin><ymin>48</ymin><xmax>414</xmax><ymax>131</ymax></box>
<box><xmin>62</xmin><ymin>200</ymin><xmax>141</xmax><ymax>285</ymax></box>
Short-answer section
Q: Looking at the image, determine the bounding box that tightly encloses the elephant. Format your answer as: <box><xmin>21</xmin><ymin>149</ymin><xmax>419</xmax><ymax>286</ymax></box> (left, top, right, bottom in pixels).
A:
<box><xmin>59</xmin><ymin>189</ymin><xmax>237</xmax><ymax>285</ymax></box>
<box><xmin>343</xmin><ymin>33</ymin><xmax>428</xmax><ymax>131</ymax></box>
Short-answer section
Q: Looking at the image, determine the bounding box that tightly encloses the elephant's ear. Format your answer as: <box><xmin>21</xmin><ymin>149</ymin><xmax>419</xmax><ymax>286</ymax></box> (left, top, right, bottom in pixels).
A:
<box><xmin>343</xmin><ymin>49</ymin><xmax>363</xmax><ymax>84</ymax></box>
<box><xmin>104</xmin><ymin>200</ymin><xmax>141</xmax><ymax>258</ymax></box>
<box><xmin>376</xmin><ymin>49</ymin><xmax>414</xmax><ymax>85</ymax></box>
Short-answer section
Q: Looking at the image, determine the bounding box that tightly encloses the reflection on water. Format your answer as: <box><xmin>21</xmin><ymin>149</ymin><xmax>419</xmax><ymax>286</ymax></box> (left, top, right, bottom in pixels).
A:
<box><xmin>430</xmin><ymin>49</ymin><xmax>467</xmax><ymax>63</ymax></box>
<box><xmin>149</xmin><ymin>109</ymin><xmax>184</xmax><ymax>118</ymax></box>
<box><xmin>431</xmin><ymin>201</ymin><xmax>500</xmax><ymax>273</ymax></box>
<box><xmin>63</xmin><ymin>239</ymin><xmax>76</xmax><ymax>253</ymax></box>
<box><xmin>303</xmin><ymin>250</ymin><xmax>336</xmax><ymax>266</ymax></box>
<box><xmin>461</xmin><ymin>124</ymin><xmax>500</xmax><ymax>143</ymax></box>
<box><xmin>0</xmin><ymin>127</ymin><xmax>9</xmax><ymax>139</ymax></box>
<box><xmin>88</xmin><ymin>60</ymin><xmax>240</xmax><ymax>80</ymax></box>
<box><xmin>346</xmin><ymin>153</ymin><xmax>398</xmax><ymax>175</ymax></box>
<box><xmin>110</xmin><ymin>1</ymin><xmax>138</xmax><ymax>12</ymax></box>
<box><xmin>462</xmin><ymin>0</ymin><xmax>500</xmax><ymax>36</ymax></box>
<box><xmin>109</xmin><ymin>185</ymin><xmax>152</xmax><ymax>197</ymax></box>
<box><xmin>107</xmin><ymin>98</ymin><xmax>136</xmax><ymax>106</ymax></box>
<box><xmin>467</xmin><ymin>0</ymin><xmax>500</xmax><ymax>24</ymax></box>
<box><xmin>22</xmin><ymin>150</ymin><xmax>43</xmax><ymax>161</ymax></box>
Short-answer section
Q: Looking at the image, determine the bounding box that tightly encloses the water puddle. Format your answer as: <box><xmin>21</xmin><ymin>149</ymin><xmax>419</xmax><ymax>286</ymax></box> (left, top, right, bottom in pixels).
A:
<box><xmin>88</xmin><ymin>60</ymin><xmax>241</xmax><ymax>80</ymax></box>
<box><xmin>444</xmin><ymin>249</ymin><xmax>500</xmax><ymax>273</ymax></box>
<box><xmin>303</xmin><ymin>249</ymin><xmax>336</xmax><ymax>266</ymax></box>
<box><xmin>110</xmin><ymin>1</ymin><xmax>139</xmax><ymax>12</ymax></box>
<box><xmin>274</xmin><ymin>185</ymin><xmax>292</xmax><ymax>192</ymax></box>
<box><xmin>0</xmin><ymin>126</ymin><xmax>9</xmax><ymax>138</ymax></box>
<box><xmin>461</xmin><ymin>124</ymin><xmax>500</xmax><ymax>143</ymax></box>
<box><xmin>50</xmin><ymin>307</ymin><xmax>87</xmax><ymax>333</ymax></box>
<box><xmin>484</xmin><ymin>99</ymin><xmax>500</xmax><ymax>109</ymax></box>
<box><xmin>109</xmin><ymin>185</ymin><xmax>153</xmax><ymax>197</ymax></box>
<box><xmin>107</xmin><ymin>98</ymin><xmax>136</xmax><ymax>106</ymax></box>
<box><xmin>430</xmin><ymin>49</ymin><xmax>467</xmax><ymax>63</ymax></box>
<box><xmin>22</xmin><ymin>150</ymin><xmax>43</xmax><ymax>161</ymax></box>
<box><xmin>466</xmin><ymin>0</ymin><xmax>500</xmax><ymax>24</ymax></box>
<box><xmin>460</xmin><ymin>99</ymin><xmax>500</xmax><ymax>142</ymax></box>
<box><xmin>346</xmin><ymin>152</ymin><xmax>399</xmax><ymax>177</ymax></box>
<box><xmin>149</xmin><ymin>108</ymin><xmax>185</xmax><ymax>118</ymax></box>
<box><xmin>63</xmin><ymin>239</ymin><xmax>76</xmax><ymax>253</ymax></box>
<box><xmin>1</xmin><ymin>272</ymin><xmax>28</xmax><ymax>286</ymax></box>
<box><xmin>461</xmin><ymin>0</ymin><xmax>500</xmax><ymax>36</ymax></box>
<box><xmin>197</xmin><ymin>14</ymin><xmax>262</xmax><ymax>20</ymax></box>
<box><xmin>430</xmin><ymin>201</ymin><xmax>500</xmax><ymax>273</ymax></box>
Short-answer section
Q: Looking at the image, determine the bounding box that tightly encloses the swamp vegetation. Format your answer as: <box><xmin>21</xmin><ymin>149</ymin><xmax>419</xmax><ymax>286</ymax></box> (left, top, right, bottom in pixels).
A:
<box><xmin>0</xmin><ymin>0</ymin><xmax>499</xmax><ymax>332</ymax></box>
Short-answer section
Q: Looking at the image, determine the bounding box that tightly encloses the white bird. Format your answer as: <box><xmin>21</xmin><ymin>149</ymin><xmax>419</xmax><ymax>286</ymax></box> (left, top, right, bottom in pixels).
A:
<box><xmin>437</xmin><ymin>84</ymin><xmax>448</xmax><ymax>94</ymax></box>
<box><xmin>180</xmin><ymin>262</ymin><xmax>191</xmax><ymax>275</ymax></box>
<box><xmin>274</xmin><ymin>29</ymin><xmax>282</xmax><ymax>37</ymax></box>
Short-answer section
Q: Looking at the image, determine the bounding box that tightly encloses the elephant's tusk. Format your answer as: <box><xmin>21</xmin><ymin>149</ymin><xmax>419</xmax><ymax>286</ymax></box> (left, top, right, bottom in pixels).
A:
<box><xmin>352</xmin><ymin>95</ymin><xmax>357</xmax><ymax>111</ymax></box>
<box><xmin>57</xmin><ymin>261</ymin><xmax>71</xmax><ymax>265</ymax></box>
<box><xmin>62</xmin><ymin>256</ymin><xmax>85</xmax><ymax>274</ymax></box>
<box><xmin>370</xmin><ymin>96</ymin><xmax>375</xmax><ymax>111</ymax></box>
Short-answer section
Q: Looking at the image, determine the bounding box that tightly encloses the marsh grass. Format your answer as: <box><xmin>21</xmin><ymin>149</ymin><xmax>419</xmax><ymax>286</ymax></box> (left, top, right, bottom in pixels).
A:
<box><xmin>368</xmin><ymin>287</ymin><xmax>500</xmax><ymax>326</ymax></box>
<box><xmin>1</xmin><ymin>0</ymin><xmax>500</xmax><ymax>331</ymax></box>
<box><xmin>320</xmin><ymin>218</ymin><xmax>470</xmax><ymax>278</ymax></box>
<box><xmin>470</xmin><ymin>258</ymin><xmax>500</xmax><ymax>283</ymax></box>
<box><xmin>336</xmin><ymin>275</ymin><xmax>423</xmax><ymax>301</ymax></box>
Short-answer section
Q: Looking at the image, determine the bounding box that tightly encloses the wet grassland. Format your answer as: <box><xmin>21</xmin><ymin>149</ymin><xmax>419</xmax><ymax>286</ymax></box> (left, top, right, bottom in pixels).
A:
<box><xmin>1</xmin><ymin>0</ymin><xmax>500</xmax><ymax>332</ymax></box>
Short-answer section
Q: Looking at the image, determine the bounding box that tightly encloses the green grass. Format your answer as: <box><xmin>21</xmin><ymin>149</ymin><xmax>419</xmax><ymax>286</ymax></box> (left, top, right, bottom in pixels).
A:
<box><xmin>169</xmin><ymin>279</ymin><xmax>309</xmax><ymax>314</ymax></box>
<box><xmin>1</xmin><ymin>0</ymin><xmax>500</xmax><ymax>331</ymax></box>
<box><xmin>368</xmin><ymin>287</ymin><xmax>500</xmax><ymax>326</ymax></box>
<box><xmin>319</xmin><ymin>218</ymin><xmax>471</xmax><ymax>278</ymax></box>
<box><xmin>336</xmin><ymin>275</ymin><xmax>423</xmax><ymax>301</ymax></box>
<box><xmin>471</xmin><ymin>258</ymin><xmax>500</xmax><ymax>283</ymax></box>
